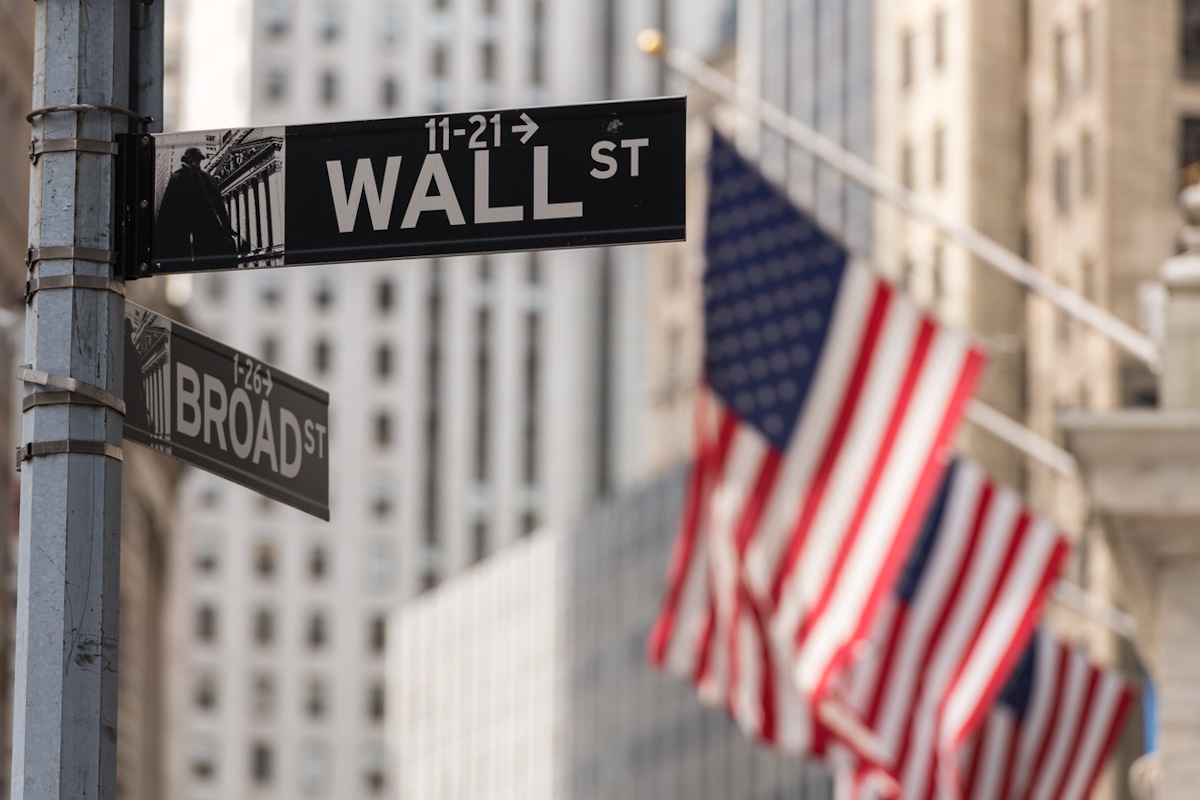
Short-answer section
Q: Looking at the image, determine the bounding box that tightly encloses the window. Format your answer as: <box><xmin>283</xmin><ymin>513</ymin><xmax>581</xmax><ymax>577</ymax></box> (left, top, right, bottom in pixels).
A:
<box><xmin>306</xmin><ymin>676</ymin><xmax>328</xmax><ymax>718</ymax></box>
<box><xmin>195</xmin><ymin>671</ymin><xmax>218</xmax><ymax>710</ymax></box>
<box><xmin>265</xmin><ymin>68</ymin><xmax>287</xmax><ymax>103</ymax></box>
<box><xmin>260</xmin><ymin>336</ymin><xmax>278</xmax><ymax>364</ymax></box>
<box><xmin>261</xmin><ymin>272</ymin><xmax>281</xmax><ymax>305</ymax></box>
<box><xmin>254</xmin><ymin>541</ymin><xmax>277</xmax><ymax>578</ymax></box>
<box><xmin>381</xmin><ymin>5</ymin><xmax>401</xmax><ymax>49</ymax></box>
<box><xmin>373</xmin><ymin>412</ymin><xmax>392</xmax><ymax>448</ymax></box>
<box><xmin>1054</xmin><ymin>27</ymin><xmax>1068</xmax><ymax>111</ymax></box>
<box><xmin>307</xmin><ymin>611</ymin><xmax>328</xmax><ymax>649</ymax></box>
<box><xmin>264</xmin><ymin>0</ymin><xmax>289</xmax><ymax>37</ymax></box>
<box><xmin>472</xmin><ymin>521</ymin><xmax>488</xmax><ymax>563</ymax></box>
<box><xmin>900</xmin><ymin>257</ymin><xmax>914</xmax><ymax>293</ymax></box>
<box><xmin>932</xmin><ymin>125</ymin><xmax>945</xmax><ymax>187</ymax></box>
<box><xmin>482</xmin><ymin>41</ymin><xmax>497</xmax><ymax>80</ymax></box>
<box><xmin>420</xmin><ymin>569</ymin><xmax>440</xmax><ymax>591</ymax></box>
<box><xmin>432</xmin><ymin>45</ymin><xmax>447</xmax><ymax>77</ymax></box>
<box><xmin>364</xmin><ymin>744</ymin><xmax>387</xmax><ymax>793</ymax></box>
<box><xmin>1081</xmin><ymin>7</ymin><xmax>1095</xmax><ymax>91</ymax></box>
<box><xmin>366</xmin><ymin>540</ymin><xmax>393</xmax><ymax>588</ymax></box>
<box><xmin>933</xmin><ymin>10</ymin><xmax>946</xmax><ymax>69</ymax></box>
<box><xmin>901</xmin><ymin>28</ymin><xmax>914</xmax><ymax>89</ymax></box>
<box><xmin>253</xmin><ymin>607</ymin><xmax>275</xmax><ymax>646</ymax></box>
<box><xmin>521</xmin><ymin>510</ymin><xmax>539</xmax><ymax>537</ymax></box>
<box><xmin>932</xmin><ymin>244</ymin><xmax>945</xmax><ymax>306</ymax></box>
<box><xmin>369</xmin><ymin>615</ymin><xmax>387</xmax><ymax>656</ymax></box>
<box><xmin>1181</xmin><ymin>117</ymin><xmax>1200</xmax><ymax>176</ymax></box>
<box><xmin>320</xmin><ymin>70</ymin><xmax>339</xmax><ymax>105</ymax></box>
<box><xmin>314</xmin><ymin>338</ymin><xmax>331</xmax><ymax>375</ymax></box>
<box><xmin>314</xmin><ymin>273</ymin><xmax>334</xmax><ymax>310</ymax></box>
<box><xmin>381</xmin><ymin>76</ymin><xmax>399</xmax><ymax>110</ymax></box>
<box><xmin>367</xmin><ymin>682</ymin><xmax>386</xmax><ymax>723</ymax></box>
<box><xmin>1080</xmin><ymin>130</ymin><xmax>1095</xmax><ymax>198</ymax></box>
<box><xmin>251</xmin><ymin>742</ymin><xmax>273</xmax><ymax>785</ymax></box>
<box><xmin>318</xmin><ymin>4</ymin><xmax>341</xmax><ymax>41</ymax></box>
<box><xmin>301</xmin><ymin>742</ymin><xmax>330</xmax><ymax>792</ymax></box>
<box><xmin>309</xmin><ymin>543</ymin><xmax>329</xmax><ymax>580</ymax></box>
<box><xmin>197</xmin><ymin>604</ymin><xmax>217</xmax><ymax>643</ymax></box>
<box><xmin>370</xmin><ymin>474</ymin><xmax>393</xmax><ymax>517</ymax></box>
<box><xmin>192</xmin><ymin>737</ymin><xmax>217</xmax><ymax>780</ymax></box>
<box><xmin>252</xmin><ymin>674</ymin><xmax>275</xmax><ymax>718</ymax></box>
<box><xmin>377</xmin><ymin>279</ymin><xmax>394</xmax><ymax>313</ymax></box>
<box><xmin>901</xmin><ymin>141</ymin><xmax>914</xmax><ymax>190</ymax></box>
<box><xmin>375</xmin><ymin>343</ymin><xmax>393</xmax><ymax>379</ymax></box>
<box><xmin>193</xmin><ymin>532</ymin><xmax>219</xmax><ymax>573</ymax></box>
<box><xmin>1185</xmin><ymin>0</ymin><xmax>1200</xmax><ymax>75</ymax></box>
<box><xmin>1054</xmin><ymin>152</ymin><xmax>1070</xmax><ymax>215</ymax></box>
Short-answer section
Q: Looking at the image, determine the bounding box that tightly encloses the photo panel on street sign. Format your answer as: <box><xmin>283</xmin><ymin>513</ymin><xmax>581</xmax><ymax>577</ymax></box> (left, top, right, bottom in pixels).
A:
<box><xmin>123</xmin><ymin>96</ymin><xmax>686</xmax><ymax>276</ymax></box>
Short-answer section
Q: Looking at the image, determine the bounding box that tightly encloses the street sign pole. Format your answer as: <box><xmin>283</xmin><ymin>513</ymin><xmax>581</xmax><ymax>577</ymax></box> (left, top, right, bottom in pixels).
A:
<box><xmin>13</xmin><ymin>1</ymin><xmax>138</xmax><ymax>798</ymax></box>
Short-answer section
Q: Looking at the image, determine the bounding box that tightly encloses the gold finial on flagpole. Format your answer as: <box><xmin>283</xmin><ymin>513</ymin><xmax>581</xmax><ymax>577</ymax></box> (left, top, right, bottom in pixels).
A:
<box><xmin>637</xmin><ymin>29</ymin><xmax>666</xmax><ymax>57</ymax></box>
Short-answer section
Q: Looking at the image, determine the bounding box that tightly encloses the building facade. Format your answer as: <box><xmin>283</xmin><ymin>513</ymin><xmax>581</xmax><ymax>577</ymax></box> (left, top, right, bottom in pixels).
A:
<box><xmin>165</xmin><ymin>1</ymin><xmax>727</xmax><ymax>798</ymax></box>
<box><xmin>391</xmin><ymin>470</ymin><xmax>834</xmax><ymax>799</ymax></box>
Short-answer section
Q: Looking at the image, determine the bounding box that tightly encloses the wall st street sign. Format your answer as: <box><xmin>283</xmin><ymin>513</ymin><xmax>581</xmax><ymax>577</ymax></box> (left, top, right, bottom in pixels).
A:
<box><xmin>119</xmin><ymin>97</ymin><xmax>686</xmax><ymax>276</ymax></box>
<box><xmin>123</xmin><ymin>302</ymin><xmax>330</xmax><ymax>519</ymax></box>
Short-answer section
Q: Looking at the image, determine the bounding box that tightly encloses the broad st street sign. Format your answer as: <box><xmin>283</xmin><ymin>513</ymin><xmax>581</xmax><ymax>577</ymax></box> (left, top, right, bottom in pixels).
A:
<box><xmin>118</xmin><ymin>97</ymin><xmax>686</xmax><ymax>276</ymax></box>
<box><xmin>123</xmin><ymin>302</ymin><xmax>330</xmax><ymax>519</ymax></box>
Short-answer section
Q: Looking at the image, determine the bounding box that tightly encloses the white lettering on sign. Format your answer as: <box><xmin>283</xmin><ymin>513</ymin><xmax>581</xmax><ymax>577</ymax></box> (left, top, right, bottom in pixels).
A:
<box><xmin>176</xmin><ymin>364</ymin><xmax>326</xmax><ymax>477</ymax></box>
<box><xmin>474</xmin><ymin>150</ymin><xmax>523</xmax><ymax>224</ymax></box>
<box><xmin>401</xmin><ymin>154</ymin><xmax>466</xmax><ymax>229</ymax></box>
<box><xmin>533</xmin><ymin>146</ymin><xmax>583</xmax><ymax>220</ymax></box>
<box><xmin>590</xmin><ymin>138</ymin><xmax>650</xmax><ymax>179</ymax></box>
<box><xmin>326</xmin><ymin>157</ymin><xmax>403</xmax><ymax>233</ymax></box>
<box><xmin>324</xmin><ymin>142</ymin><xmax>598</xmax><ymax>232</ymax></box>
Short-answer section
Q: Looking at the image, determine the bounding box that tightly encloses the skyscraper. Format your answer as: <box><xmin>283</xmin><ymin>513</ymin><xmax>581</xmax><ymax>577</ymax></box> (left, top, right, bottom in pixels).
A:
<box><xmin>164</xmin><ymin>1</ymin><xmax>727</xmax><ymax>797</ymax></box>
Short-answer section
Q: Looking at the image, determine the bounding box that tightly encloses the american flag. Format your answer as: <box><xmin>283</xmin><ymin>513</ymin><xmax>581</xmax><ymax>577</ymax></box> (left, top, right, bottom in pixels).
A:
<box><xmin>832</xmin><ymin>458</ymin><xmax>1073</xmax><ymax>795</ymax></box>
<box><xmin>858</xmin><ymin>629</ymin><xmax>1135</xmax><ymax>800</ymax></box>
<box><xmin>648</xmin><ymin>132</ymin><xmax>987</xmax><ymax>753</ymax></box>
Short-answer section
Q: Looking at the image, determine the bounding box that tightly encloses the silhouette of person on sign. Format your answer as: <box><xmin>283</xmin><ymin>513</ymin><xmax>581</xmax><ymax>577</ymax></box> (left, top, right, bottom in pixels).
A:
<box><xmin>153</xmin><ymin>147</ymin><xmax>241</xmax><ymax>269</ymax></box>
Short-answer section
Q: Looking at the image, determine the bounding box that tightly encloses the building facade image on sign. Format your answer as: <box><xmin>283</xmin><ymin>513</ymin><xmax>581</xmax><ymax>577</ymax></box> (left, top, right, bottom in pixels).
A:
<box><xmin>121</xmin><ymin>96</ymin><xmax>686</xmax><ymax>276</ymax></box>
<box><xmin>123</xmin><ymin>302</ymin><xmax>330</xmax><ymax>519</ymax></box>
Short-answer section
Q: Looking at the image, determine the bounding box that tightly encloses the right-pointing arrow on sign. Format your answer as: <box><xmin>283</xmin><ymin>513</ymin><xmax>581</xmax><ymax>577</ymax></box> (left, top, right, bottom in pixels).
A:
<box><xmin>512</xmin><ymin>112</ymin><xmax>539</xmax><ymax>144</ymax></box>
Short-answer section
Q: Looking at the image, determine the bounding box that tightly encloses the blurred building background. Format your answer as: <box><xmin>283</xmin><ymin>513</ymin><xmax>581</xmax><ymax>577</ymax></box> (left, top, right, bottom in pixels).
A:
<box><xmin>1</xmin><ymin>0</ymin><xmax>1195</xmax><ymax>797</ymax></box>
<box><xmin>391</xmin><ymin>470</ymin><xmax>834</xmax><ymax>799</ymax></box>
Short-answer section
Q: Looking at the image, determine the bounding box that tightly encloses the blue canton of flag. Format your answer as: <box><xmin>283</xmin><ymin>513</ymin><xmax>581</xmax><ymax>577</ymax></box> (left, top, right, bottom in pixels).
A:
<box><xmin>703</xmin><ymin>136</ymin><xmax>847</xmax><ymax>451</ymax></box>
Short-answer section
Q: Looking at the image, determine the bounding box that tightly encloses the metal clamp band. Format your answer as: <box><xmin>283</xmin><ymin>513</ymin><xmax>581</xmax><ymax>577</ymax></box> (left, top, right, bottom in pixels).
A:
<box><xmin>29</xmin><ymin>138</ymin><xmax>119</xmax><ymax>162</ymax></box>
<box><xmin>16</xmin><ymin>440</ymin><xmax>123</xmax><ymax>471</ymax></box>
<box><xmin>26</xmin><ymin>103</ymin><xmax>153</xmax><ymax>125</ymax></box>
<box><xmin>25</xmin><ymin>275</ymin><xmax>125</xmax><ymax>304</ymax></box>
<box><xmin>18</xmin><ymin>365</ymin><xmax>126</xmax><ymax>416</ymax></box>
<box><xmin>22</xmin><ymin>391</ymin><xmax>109</xmax><ymax>413</ymax></box>
<box><xmin>26</xmin><ymin>246</ymin><xmax>116</xmax><ymax>266</ymax></box>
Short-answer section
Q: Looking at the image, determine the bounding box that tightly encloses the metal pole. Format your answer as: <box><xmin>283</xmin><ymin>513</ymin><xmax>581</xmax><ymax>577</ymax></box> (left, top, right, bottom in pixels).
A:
<box><xmin>13</xmin><ymin>1</ymin><xmax>129</xmax><ymax>798</ymax></box>
<box><xmin>649</xmin><ymin>40</ymin><xmax>1163</xmax><ymax>373</ymax></box>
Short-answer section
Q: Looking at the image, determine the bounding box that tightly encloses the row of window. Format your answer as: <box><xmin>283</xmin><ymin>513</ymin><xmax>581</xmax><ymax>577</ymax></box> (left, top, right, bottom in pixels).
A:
<box><xmin>264</xmin><ymin>0</ymin><xmax>403</xmax><ymax>49</ymax></box>
<box><xmin>191</xmin><ymin>737</ymin><xmax>387</xmax><ymax>792</ymax></box>
<box><xmin>240</xmin><ymin>273</ymin><xmax>396</xmax><ymax>314</ymax></box>
<box><xmin>197</xmin><ymin>606</ymin><xmax>366</xmax><ymax>652</ymax></box>
<box><xmin>195</xmin><ymin>536</ymin><xmax>396</xmax><ymax>587</ymax></box>
<box><xmin>195</xmin><ymin>669</ymin><xmax>386</xmax><ymax>723</ymax></box>
<box><xmin>264</xmin><ymin>69</ymin><xmax>402</xmax><ymax>110</ymax></box>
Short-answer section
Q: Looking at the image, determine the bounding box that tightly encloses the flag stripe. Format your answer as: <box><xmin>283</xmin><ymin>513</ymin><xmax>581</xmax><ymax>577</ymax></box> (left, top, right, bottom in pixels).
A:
<box><xmin>797</xmin><ymin>326</ymin><xmax>987</xmax><ymax>703</ymax></box>
<box><xmin>769</xmin><ymin>280</ymin><xmax>892</xmax><ymax>608</ymax></box>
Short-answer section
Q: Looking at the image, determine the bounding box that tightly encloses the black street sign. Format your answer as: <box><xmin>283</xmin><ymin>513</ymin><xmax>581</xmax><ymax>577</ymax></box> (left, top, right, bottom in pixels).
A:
<box><xmin>123</xmin><ymin>302</ymin><xmax>330</xmax><ymax>519</ymax></box>
<box><xmin>119</xmin><ymin>96</ymin><xmax>686</xmax><ymax>276</ymax></box>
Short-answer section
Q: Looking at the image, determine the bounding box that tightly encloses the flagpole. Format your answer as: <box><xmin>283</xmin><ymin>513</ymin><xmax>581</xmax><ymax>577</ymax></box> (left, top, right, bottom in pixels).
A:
<box><xmin>638</xmin><ymin>32</ymin><xmax>1162</xmax><ymax>373</ymax></box>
